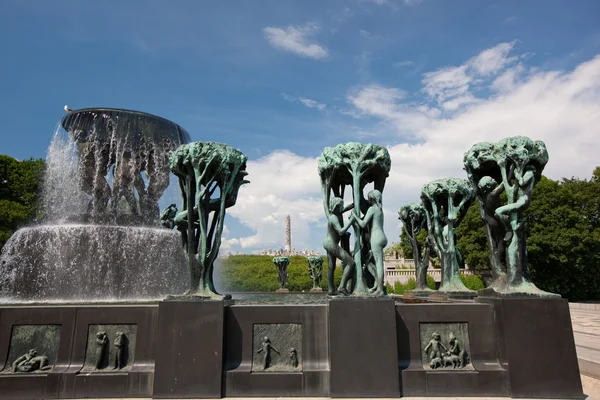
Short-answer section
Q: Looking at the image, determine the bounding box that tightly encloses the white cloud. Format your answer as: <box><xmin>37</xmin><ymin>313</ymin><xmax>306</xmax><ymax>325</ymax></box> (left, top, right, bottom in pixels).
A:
<box><xmin>228</xmin><ymin>151</ymin><xmax>324</xmax><ymax>251</ymax></box>
<box><xmin>422</xmin><ymin>41</ymin><xmax>519</xmax><ymax>107</ymax></box>
<box><xmin>299</xmin><ymin>98</ymin><xmax>326</xmax><ymax>111</ymax></box>
<box><xmin>281</xmin><ymin>93</ymin><xmax>326</xmax><ymax>111</ymax></box>
<box><xmin>263</xmin><ymin>23</ymin><xmax>328</xmax><ymax>60</ymax></box>
<box><xmin>224</xmin><ymin>47</ymin><xmax>600</xmax><ymax>254</ymax></box>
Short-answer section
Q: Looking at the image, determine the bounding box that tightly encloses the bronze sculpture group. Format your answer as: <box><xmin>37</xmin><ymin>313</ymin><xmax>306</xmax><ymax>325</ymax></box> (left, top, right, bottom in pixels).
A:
<box><xmin>399</xmin><ymin>136</ymin><xmax>557</xmax><ymax>298</ymax></box>
<box><xmin>161</xmin><ymin>135</ymin><xmax>557</xmax><ymax>299</ymax></box>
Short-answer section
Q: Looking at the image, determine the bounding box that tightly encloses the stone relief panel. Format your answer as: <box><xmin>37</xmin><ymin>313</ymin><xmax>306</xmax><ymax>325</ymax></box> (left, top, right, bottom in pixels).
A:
<box><xmin>419</xmin><ymin>322</ymin><xmax>473</xmax><ymax>370</ymax></box>
<box><xmin>3</xmin><ymin>324</ymin><xmax>61</xmax><ymax>373</ymax></box>
<box><xmin>252</xmin><ymin>323</ymin><xmax>302</xmax><ymax>372</ymax></box>
<box><xmin>81</xmin><ymin>324</ymin><xmax>137</xmax><ymax>372</ymax></box>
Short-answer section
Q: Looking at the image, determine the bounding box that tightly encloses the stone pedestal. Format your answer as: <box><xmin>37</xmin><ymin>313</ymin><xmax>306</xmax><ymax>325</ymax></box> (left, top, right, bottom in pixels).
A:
<box><xmin>397</xmin><ymin>302</ymin><xmax>509</xmax><ymax>397</ymax></box>
<box><xmin>328</xmin><ymin>297</ymin><xmax>400</xmax><ymax>398</ymax></box>
<box><xmin>152</xmin><ymin>300</ymin><xmax>229</xmax><ymax>399</ymax></box>
<box><xmin>477</xmin><ymin>297</ymin><xmax>584</xmax><ymax>399</ymax></box>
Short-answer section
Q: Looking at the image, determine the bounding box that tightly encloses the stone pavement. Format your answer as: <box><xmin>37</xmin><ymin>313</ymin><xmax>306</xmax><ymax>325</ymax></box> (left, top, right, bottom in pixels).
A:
<box><xmin>570</xmin><ymin>303</ymin><xmax>600</xmax><ymax>384</ymax></box>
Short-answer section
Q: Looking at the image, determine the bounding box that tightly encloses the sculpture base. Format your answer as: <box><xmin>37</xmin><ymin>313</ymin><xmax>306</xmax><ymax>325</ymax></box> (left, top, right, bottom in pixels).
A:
<box><xmin>476</xmin><ymin>297</ymin><xmax>583</xmax><ymax>399</ymax></box>
<box><xmin>276</xmin><ymin>288</ymin><xmax>290</xmax><ymax>293</ymax></box>
<box><xmin>329</xmin><ymin>297</ymin><xmax>400</xmax><ymax>397</ymax></box>
<box><xmin>0</xmin><ymin>295</ymin><xmax>584</xmax><ymax>399</ymax></box>
<box><xmin>310</xmin><ymin>287</ymin><xmax>324</xmax><ymax>292</ymax></box>
<box><xmin>478</xmin><ymin>286</ymin><xmax>561</xmax><ymax>299</ymax></box>
<box><xmin>431</xmin><ymin>291</ymin><xmax>478</xmax><ymax>300</ymax></box>
<box><xmin>405</xmin><ymin>289</ymin><xmax>435</xmax><ymax>298</ymax></box>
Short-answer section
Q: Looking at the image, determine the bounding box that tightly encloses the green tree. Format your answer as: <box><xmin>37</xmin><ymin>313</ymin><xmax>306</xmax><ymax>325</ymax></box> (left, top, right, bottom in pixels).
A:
<box><xmin>525</xmin><ymin>174</ymin><xmax>600</xmax><ymax>300</ymax></box>
<box><xmin>0</xmin><ymin>155</ymin><xmax>45</xmax><ymax>251</ymax></box>
<box><xmin>455</xmin><ymin>202</ymin><xmax>489</xmax><ymax>270</ymax></box>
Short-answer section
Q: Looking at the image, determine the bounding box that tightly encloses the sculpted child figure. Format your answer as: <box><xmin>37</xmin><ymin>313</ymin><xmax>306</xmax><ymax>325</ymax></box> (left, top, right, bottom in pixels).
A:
<box><xmin>351</xmin><ymin>190</ymin><xmax>388</xmax><ymax>295</ymax></box>
<box><xmin>495</xmin><ymin>163</ymin><xmax>536</xmax><ymax>242</ymax></box>
<box><xmin>424</xmin><ymin>332</ymin><xmax>447</xmax><ymax>362</ymax></box>
<box><xmin>323</xmin><ymin>197</ymin><xmax>355</xmax><ymax>295</ymax></box>
<box><xmin>257</xmin><ymin>336</ymin><xmax>280</xmax><ymax>370</ymax></box>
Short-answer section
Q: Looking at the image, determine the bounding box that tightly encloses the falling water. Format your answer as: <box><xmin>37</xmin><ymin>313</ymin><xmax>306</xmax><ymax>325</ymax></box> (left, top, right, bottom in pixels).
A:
<box><xmin>42</xmin><ymin>128</ymin><xmax>88</xmax><ymax>220</ymax></box>
<box><xmin>0</xmin><ymin>108</ymin><xmax>191</xmax><ymax>303</ymax></box>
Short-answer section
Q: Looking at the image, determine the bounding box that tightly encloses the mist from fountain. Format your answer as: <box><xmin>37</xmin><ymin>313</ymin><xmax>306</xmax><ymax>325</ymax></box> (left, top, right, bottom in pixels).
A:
<box><xmin>0</xmin><ymin>108</ymin><xmax>191</xmax><ymax>303</ymax></box>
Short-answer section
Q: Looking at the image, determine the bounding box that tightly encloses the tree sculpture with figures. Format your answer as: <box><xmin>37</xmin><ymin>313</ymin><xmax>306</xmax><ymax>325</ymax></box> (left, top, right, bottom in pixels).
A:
<box><xmin>421</xmin><ymin>178</ymin><xmax>474</xmax><ymax>295</ymax></box>
<box><xmin>464</xmin><ymin>136</ymin><xmax>559</xmax><ymax>297</ymax></box>
<box><xmin>398</xmin><ymin>203</ymin><xmax>433</xmax><ymax>293</ymax></box>
<box><xmin>318</xmin><ymin>142</ymin><xmax>391</xmax><ymax>296</ymax></box>
<box><xmin>167</xmin><ymin>142</ymin><xmax>249</xmax><ymax>298</ymax></box>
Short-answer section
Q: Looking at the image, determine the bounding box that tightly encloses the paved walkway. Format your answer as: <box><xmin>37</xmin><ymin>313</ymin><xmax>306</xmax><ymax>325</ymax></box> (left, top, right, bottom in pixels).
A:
<box><xmin>570</xmin><ymin>303</ymin><xmax>600</xmax><ymax>384</ymax></box>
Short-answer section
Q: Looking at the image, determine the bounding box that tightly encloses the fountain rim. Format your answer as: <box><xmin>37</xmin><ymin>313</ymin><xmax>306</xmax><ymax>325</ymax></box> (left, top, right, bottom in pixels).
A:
<box><xmin>60</xmin><ymin>107</ymin><xmax>190</xmax><ymax>136</ymax></box>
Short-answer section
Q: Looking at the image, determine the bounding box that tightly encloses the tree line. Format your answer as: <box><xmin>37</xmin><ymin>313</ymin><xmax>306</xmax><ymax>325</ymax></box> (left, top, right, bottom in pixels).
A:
<box><xmin>398</xmin><ymin>167</ymin><xmax>600</xmax><ymax>301</ymax></box>
<box><xmin>0</xmin><ymin>155</ymin><xmax>45</xmax><ymax>251</ymax></box>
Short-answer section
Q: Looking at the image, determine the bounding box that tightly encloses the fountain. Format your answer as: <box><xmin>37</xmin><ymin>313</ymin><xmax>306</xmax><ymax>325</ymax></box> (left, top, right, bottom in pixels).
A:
<box><xmin>0</xmin><ymin>107</ymin><xmax>190</xmax><ymax>303</ymax></box>
<box><xmin>0</xmin><ymin>125</ymin><xmax>585</xmax><ymax>400</ymax></box>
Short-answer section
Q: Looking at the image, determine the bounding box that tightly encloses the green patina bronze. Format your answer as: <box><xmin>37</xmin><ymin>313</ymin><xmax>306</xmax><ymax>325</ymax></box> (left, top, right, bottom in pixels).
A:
<box><xmin>421</xmin><ymin>178</ymin><xmax>474</xmax><ymax>293</ymax></box>
<box><xmin>398</xmin><ymin>203</ymin><xmax>432</xmax><ymax>292</ymax></box>
<box><xmin>318</xmin><ymin>142</ymin><xmax>391</xmax><ymax>296</ymax></box>
<box><xmin>168</xmin><ymin>142</ymin><xmax>249</xmax><ymax>298</ymax></box>
<box><xmin>273</xmin><ymin>256</ymin><xmax>290</xmax><ymax>290</ymax></box>
<box><xmin>307</xmin><ymin>256</ymin><xmax>324</xmax><ymax>291</ymax></box>
<box><xmin>464</xmin><ymin>136</ymin><xmax>558</xmax><ymax>297</ymax></box>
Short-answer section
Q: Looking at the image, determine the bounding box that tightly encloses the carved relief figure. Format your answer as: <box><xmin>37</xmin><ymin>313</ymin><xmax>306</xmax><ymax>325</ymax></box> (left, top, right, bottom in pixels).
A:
<box><xmin>423</xmin><ymin>332</ymin><xmax>447</xmax><ymax>364</ymax></box>
<box><xmin>256</xmin><ymin>336</ymin><xmax>280</xmax><ymax>370</ymax></box>
<box><xmin>11</xmin><ymin>349</ymin><xmax>52</xmax><ymax>373</ymax></box>
<box><xmin>113</xmin><ymin>331</ymin><xmax>127</xmax><ymax>370</ymax></box>
<box><xmin>95</xmin><ymin>331</ymin><xmax>109</xmax><ymax>369</ymax></box>
<box><xmin>289</xmin><ymin>347</ymin><xmax>299</xmax><ymax>368</ymax></box>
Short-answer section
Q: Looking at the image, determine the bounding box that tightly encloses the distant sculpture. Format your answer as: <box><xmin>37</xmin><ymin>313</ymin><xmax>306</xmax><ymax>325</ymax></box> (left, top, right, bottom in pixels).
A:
<box><xmin>168</xmin><ymin>142</ymin><xmax>249</xmax><ymax>298</ymax></box>
<box><xmin>285</xmin><ymin>215</ymin><xmax>292</xmax><ymax>254</ymax></box>
<box><xmin>421</xmin><ymin>178</ymin><xmax>474</xmax><ymax>294</ymax></box>
<box><xmin>113</xmin><ymin>331</ymin><xmax>127</xmax><ymax>370</ymax></box>
<box><xmin>289</xmin><ymin>348</ymin><xmax>299</xmax><ymax>368</ymax></box>
<box><xmin>464</xmin><ymin>137</ymin><xmax>559</xmax><ymax>297</ymax></box>
<box><xmin>352</xmin><ymin>189</ymin><xmax>388</xmax><ymax>295</ymax></box>
<box><xmin>94</xmin><ymin>331</ymin><xmax>109</xmax><ymax>369</ymax></box>
<box><xmin>257</xmin><ymin>336</ymin><xmax>280</xmax><ymax>370</ymax></box>
<box><xmin>273</xmin><ymin>256</ymin><xmax>290</xmax><ymax>291</ymax></box>
<box><xmin>11</xmin><ymin>349</ymin><xmax>52</xmax><ymax>373</ymax></box>
<box><xmin>307</xmin><ymin>256</ymin><xmax>324</xmax><ymax>291</ymax></box>
<box><xmin>318</xmin><ymin>142</ymin><xmax>391</xmax><ymax>296</ymax></box>
<box><xmin>398</xmin><ymin>203</ymin><xmax>432</xmax><ymax>292</ymax></box>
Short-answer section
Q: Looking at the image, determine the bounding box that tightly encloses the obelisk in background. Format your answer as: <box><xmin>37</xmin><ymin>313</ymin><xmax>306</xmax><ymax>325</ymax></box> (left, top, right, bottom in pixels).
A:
<box><xmin>285</xmin><ymin>215</ymin><xmax>291</xmax><ymax>254</ymax></box>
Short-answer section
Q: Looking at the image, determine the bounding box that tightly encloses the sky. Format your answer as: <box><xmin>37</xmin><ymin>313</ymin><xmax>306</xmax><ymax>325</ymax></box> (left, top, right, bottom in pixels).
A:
<box><xmin>1</xmin><ymin>0</ymin><xmax>600</xmax><ymax>254</ymax></box>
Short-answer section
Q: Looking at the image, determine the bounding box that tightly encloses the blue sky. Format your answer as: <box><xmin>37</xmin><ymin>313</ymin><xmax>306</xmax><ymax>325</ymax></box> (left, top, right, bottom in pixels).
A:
<box><xmin>2</xmin><ymin>0</ymin><xmax>600</xmax><ymax>253</ymax></box>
